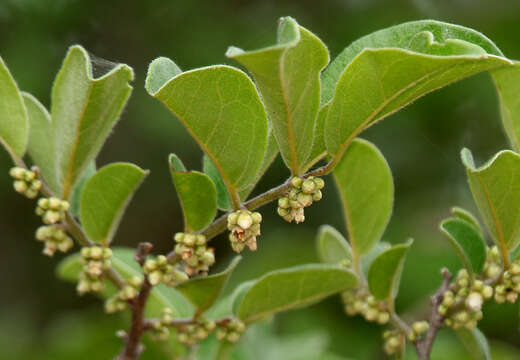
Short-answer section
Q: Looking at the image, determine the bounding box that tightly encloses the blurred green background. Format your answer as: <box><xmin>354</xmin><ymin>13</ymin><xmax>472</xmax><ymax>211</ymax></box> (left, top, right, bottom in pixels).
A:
<box><xmin>2</xmin><ymin>0</ymin><xmax>520</xmax><ymax>359</ymax></box>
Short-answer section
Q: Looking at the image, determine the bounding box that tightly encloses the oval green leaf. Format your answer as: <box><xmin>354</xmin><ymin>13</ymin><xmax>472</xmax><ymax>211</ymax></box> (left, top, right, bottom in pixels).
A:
<box><xmin>0</xmin><ymin>55</ymin><xmax>29</xmax><ymax>160</ymax></box>
<box><xmin>169</xmin><ymin>154</ymin><xmax>217</xmax><ymax>232</ymax></box>
<box><xmin>440</xmin><ymin>217</ymin><xmax>487</xmax><ymax>275</ymax></box>
<box><xmin>316</xmin><ymin>225</ymin><xmax>352</xmax><ymax>264</ymax></box>
<box><xmin>492</xmin><ymin>63</ymin><xmax>520</xmax><ymax>152</ymax></box>
<box><xmin>456</xmin><ymin>328</ymin><xmax>491</xmax><ymax>360</ymax></box>
<box><xmin>461</xmin><ymin>148</ymin><xmax>520</xmax><ymax>258</ymax></box>
<box><xmin>176</xmin><ymin>256</ymin><xmax>241</xmax><ymax>317</ymax></box>
<box><xmin>146</xmin><ymin>59</ymin><xmax>269</xmax><ymax>206</ymax></box>
<box><xmin>203</xmin><ymin>155</ymin><xmax>233</xmax><ymax>211</ymax></box>
<box><xmin>57</xmin><ymin>247</ymin><xmax>193</xmax><ymax>318</ymax></box>
<box><xmin>51</xmin><ymin>45</ymin><xmax>134</xmax><ymax>199</ymax></box>
<box><xmin>333</xmin><ymin>138</ymin><xmax>394</xmax><ymax>257</ymax></box>
<box><xmin>237</xmin><ymin>264</ymin><xmax>357</xmax><ymax>323</ymax></box>
<box><xmin>80</xmin><ymin>163</ymin><xmax>148</xmax><ymax>246</ymax></box>
<box><xmin>22</xmin><ymin>92</ymin><xmax>60</xmax><ymax>193</ymax></box>
<box><xmin>227</xmin><ymin>17</ymin><xmax>329</xmax><ymax>175</ymax></box>
<box><xmin>368</xmin><ymin>240</ymin><xmax>412</xmax><ymax>300</ymax></box>
<box><xmin>451</xmin><ymin>206</ymin><xmax>483</xmax><ymax>236</ymax></box>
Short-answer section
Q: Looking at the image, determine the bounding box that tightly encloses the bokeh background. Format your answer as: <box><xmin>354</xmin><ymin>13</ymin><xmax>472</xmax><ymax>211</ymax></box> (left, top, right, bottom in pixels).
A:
<box><xmin>2</xmin><ymin>0</ymin><xmax>520</xmax><ymax>359</ymax></box>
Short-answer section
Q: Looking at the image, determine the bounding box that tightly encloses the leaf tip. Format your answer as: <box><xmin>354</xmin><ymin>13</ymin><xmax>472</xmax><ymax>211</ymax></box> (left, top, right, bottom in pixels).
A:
<box><xmin>145</xmin><ymin>56</ymin><xmax>182</xmax><ymax>95</ymax></box>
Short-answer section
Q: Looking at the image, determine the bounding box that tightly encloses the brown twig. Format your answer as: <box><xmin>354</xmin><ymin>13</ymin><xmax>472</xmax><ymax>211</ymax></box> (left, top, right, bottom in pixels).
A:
<box><xmin>117</xmin><ymin>243</ymin><xmax>154</xmax><ymax>360</ymax></box>
<box><xmin>414</xmin><ymin>268</ymin><xmax>453</xmax><ymax>360</ymax></box>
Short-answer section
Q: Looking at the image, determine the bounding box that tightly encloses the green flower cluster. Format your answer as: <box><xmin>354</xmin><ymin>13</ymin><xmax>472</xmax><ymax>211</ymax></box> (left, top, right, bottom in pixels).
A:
<box><xmin>105</xmin><ymin>276</ymin><xmax>143</xmax><ymax>313</ymax></box>
<box><xmin>492</xmin><ymin>259</ymin><xmax>520</xmax><ymax>304</ymax></box>
<box><xmin>227</xmin><ymin>209</ymin><xmax>262</xmax><ymax>253</ymax></box>
<box><xmin>407</xmin><ymin>321</ymin><xmax>429</xmax><ymax>342</ymax></box>
<box><xmin>215</xmin><ymin>319</ymin><xmax>246</xmax><ymax>343</ymax></box>
<box><xmin>9</xmin><ymin>167</ymin><xmax>42</xmax><ymax>199</ymax></box>
<box><xmin>439</xmin><ymin>269</ymin><xmax>492</xmax><ymax>330</ymax></box>
<box><xmin>35</xmin><ymin>225</ymin><xmax>73</xmax><ymax>256</ymax></box>
<box><xmin>143</xmin><ymin>255</ymin><xmax>188</xmax><ymax>286</ymax></box>
<box><xmin>77</xmin><ymin>246</ymin><xmax>112</xmax><ymax>295</ymax></box>
<box><xmin>174</xmin><ymin>233</ymin><xmax>215</xmax><ymax>276</ymax></box>
<box><xmin>277</xmin><ymin>176</ymin><xmax>324</xmax><ymax>223</ymax></box>
<box><xmin>382</xmin><ymin>330</ymin><xmax>405</xmax><ymax>356</ymax></box>
<box><xmin>342</xmin><ymin>289</ymin><xmax>390</xmax><ymax>325</ymax></box>
<box><xmin>35</xmin><ymin>197</ymin><xmax>69</xmax><ymax>225</ymax></box>
<box><xmin>176</xmin><ymin>319</ymin><xmax>216</xmax><ymax>346</ymax></box>
<box><xmin>150</xmin><ymin>308</ymin><xmax>175</xmax><ymax>341</ymax></box>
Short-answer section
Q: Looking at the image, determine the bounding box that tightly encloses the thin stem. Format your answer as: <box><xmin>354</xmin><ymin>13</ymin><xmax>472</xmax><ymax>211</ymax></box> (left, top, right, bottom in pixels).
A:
<box><xmin>414</xmin><ymin>268</ymin><xmax>453</xmax><ymax>360</ymax></box>
<box><xmin>202</xmin><ymin>160</ymin><xmax>334</xmax><ymax>241</ymax></box>
<box><xmin>117</xmin><ymin>243</ymin><xmax>154</xmax><ymax>360</ymax></box>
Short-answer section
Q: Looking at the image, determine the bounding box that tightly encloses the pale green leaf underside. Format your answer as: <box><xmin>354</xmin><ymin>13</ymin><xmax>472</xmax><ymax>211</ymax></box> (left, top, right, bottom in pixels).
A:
<box><xmin>237</xmin><ymin>264</ymin><xmax>357</xmax><ymax>323</ymax></box>
<box><xmin>146</xmin><ymin>61</ymin><xmax>269</xmax><ymax>202</ymax></box>
<box><xmin>203</xmin><ymin>155</ymin><xmax>233</xmax><ymax>211</ymax></box>
<box><xmin>456</xmin><ymin>328</ymin><xmax>491</xmax><ymax>360</ymax></box>
<box><xmin>57</xmin><ymin>247</ymin><xmax>193</xmax><ymax>318</ymax></box>
<box><xmin>368</xmin><ymin>241</ymin><xmax>412</xmax><ymax>300</ymax></box>
<box><xmin>461</xmin><ymin>148</ymin><xmax>520</xmax><ymax>255</ymax></box>
<box><xmin>80</xmin><ymin>163</ymin><xmax>148</xmax><ymax>246</ymax></box>
<box><xmin>169</xmin><ymin>154</ymin><xmax>217</xmax><ymax>232</ymax></box>
<box><xmin>22</xmin><ymin>92</ymin><xmax>60</xmax><ymax>193</ymax></box>
<box><xmin>0</xmin><ymin>55</ymin><xmax>28</xmax><ymax>159</ymax></box>
<box><xmin>325</xmin><ymin>47</ymin><xmax>511</xmax><ymax>159</ymax></box>
<box><xmin>176</xmin><ymin>256</ymin><xmax>241</xmax><ymax>316</ymax></box>
<box><xmin>228</xmin><ymin>16</ymin><xmax>329</xmax><ymax>175</ymax></box>
<box><xmin>321</xmin><ymin>19</ymin><xmax>504</xmax><ymax>104</ymax></box>
<box><xmin>333</xmin><ymin>138</ymin><xmax>394</xmax><ymax>256</ymax></box>
<box><xmin>440</xmin><ymin>217</ymin><xmax>486</xmax><ymax>275</ymax></box>
<box><xmin>316</xmin><ymin>224</ymin><xmax>352</xmax><ymax>264</ymax></box>
<box><xmin>492</xmin><ymin>63</ymin><xmax>520</xmax><ymax>152</ymax></box>
<box><xmin>52</xmin><ymin>45</ymin><xmax>134</xmax><ymax>199</ymax></box>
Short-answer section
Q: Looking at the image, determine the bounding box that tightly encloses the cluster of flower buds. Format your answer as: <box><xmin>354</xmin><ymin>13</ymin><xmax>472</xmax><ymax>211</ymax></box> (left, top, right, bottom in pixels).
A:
<box><xmin>35</xmin><ymin>225</ymin><xmax>73</xmax><ymax>256</ymax></box>
<box><xmin>227</xmin><ymin>210</ymin><xmax>262</xmax><ymax>253</ymax></box>
<box><xmin>483</xmin><ymin>246</ymin><xmax>502</xmax><ymax>280</ymax></box>
<box><xmin>341</xmin><ymin>289</ymin><xmax>390</xmax><ymax>325</ymax></box>
<box><xmin>439</xmin><ymin>269</ymin><xmax>492</xmax><ymax>330</ymax></box>
<box><xmin>143</xmin><ymin>255</ymin><xmax>188</xmax><ymax>287</ymax></box>
<box><xmin>176</xmin><ymin>319</ymin><xmax>216</xmax><ymax>346</ymax></box>
<box><xmin>105</xmin><ymin>276</ymin><xmax>143</xmax><ymax>313</ymax></box>
<box><xmin>174</xmin><ymin>233</ymin><xmax>215</xmax><ymax>276</ymax></box>
<box><xmin>9</xmin><ymin>167</ymin><xmax>42</xmax><ymax>199</ymax></box>
<box><xmin>35</xmin><ymin>197</ymin><xmax>69</xmax><ymax>224</ymax></box>
<box><xmin>150</xmin><ymin>308</ymin><xmax>175</xmax><ymax>341</ymax></box>
<box><xmin>382</xmin><ymin>330</ymin><xmax>405</xmax><ymax>356</ymax></box>
<box><xmin>494</xmin><ymin>260</ymin><xmax>520</xmax><ymax>304</ymax></box>
<box><xmin>215</xmin><ymin>318</ymin><xmax>246</xmax><ymax>343</ymax></box>
<box><xmin>407</xmin><ymin>321</ymin><xmax>429</xmax><ymax>342</ymax></box>
<box><xmin>77</xmin><ymin>246</ymin><xmax>112</xmax><ymax>295</ymax></box>
<box><xmin>277</xmin><ymin>176</ymin><xmax>324</xmax><ymax>223</ymax></box>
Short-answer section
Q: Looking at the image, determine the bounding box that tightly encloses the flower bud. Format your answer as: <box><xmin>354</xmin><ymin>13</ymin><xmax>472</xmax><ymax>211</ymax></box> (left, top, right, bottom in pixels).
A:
<box><xmin>13</xmin><ymin>180</ymin><xmax>28</xmax><ymax>193</ymax></box>
<box><xmin>466</xmin><ymin>292</ymin><xmax>483</xmax><ymax>311</ymax></box>
<box><xmin>301</xmin><ymin>179</ymin><xmax>316</xmax><ymax>194</ymax></box>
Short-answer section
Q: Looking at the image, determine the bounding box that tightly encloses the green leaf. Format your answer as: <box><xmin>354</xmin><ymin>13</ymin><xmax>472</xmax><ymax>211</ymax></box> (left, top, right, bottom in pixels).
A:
<box><xmin>451</xmin><ymin>206</ymin><xmax>483</xmax><ymax>236</ymax></box>
<box><xmin>322</xmin><ymin>21</ymin><xmax>512</xmax><ymax>161</ymax></box>
<box><xmin>203</xmin><ymin>155</ymin><xmax>233</xmax><ymax>211</ymax></box>
<box><xmin>145</xmin><ymin>57</ymin><xmax>182</xmax><ymax>94</ymax></box>
<box><xmin>80</xmin><ymin>163</ymin><xmax>148</xmax><ymax>246</ymax></box>
<box><xmin>316</xmin><ymin>224</ymin><xmax>352</xmax><ymax>264</ymax></box>
<box><xmin>146</xmin><ymin>60</ymin><xmax>269</xmax><ymax>206</ymax></box>
<box><xmin>491</xmin><ymin>63</ymin><xmax>520</xmax><ymax>152</ymax></box>
<box><xmin>57</xmin><ymin>247</ymin><xmax>193</xmax><ymax>317</ymax></box>
<box><xmin>440</xmin><ymin>218</ymin><xmax>487</xmax><ymax>275</ymax></box>
<box><xmin>322</xmin><ymin>20</ymin><xmax>504</xmax><ymax>104</ymax></box>
<box><xmin>333</xmin><ymin>138</ymin><xmax>393</xmax><ymax>257</ymax></box>
<box><xmin>461</xmin><ymin>148</ymin><xmax>520</xmax><ymax>258</ymax></box>
<box><xmin>176</xmin><ymin>256</ymin><xmax>241</xmax><ymax>316</ymax></box>
<box><xmin>227</xmin><ymin>16</ymin><xmax>329</xmax><ymax>175</ymax></box>
<box><xmin>70</xmin><ymin>161</ymin><xmax>96</xmax><ymax>216</ymax></box>
<box><xmin>169</xmin><ymin>154</ymin><xmax>217</xmax><ymax>232</ymax></box>
<box><xmin>204</xmin><ymin>280</ymin><xmax>255</xmax><ymax>320</ymax></box>
<box><xmin>367</xmin><ymin>240</ymin><xmax>412</xmax><ymax>300</ymax></box>
<box><xmin>236</xmin><ymin>264</ymin><xmax>357</xmax><ymax>323</ymax></box>
<box><xmin>302</xmin><ymin>104</ymin><xmax>329</xmax><ymax>172</ymax></box>
<box><xmin>52</xmin><ymin>45</ymin><xmax>134</xmax><ymax>199</ymax></box>
<box><xmin>361</xmin><ymin>241</ymin><xmax>391</xmax><ymax>275</ymax></box>
<box><xmin>456</xmin><ymin>328</ymin><xmax>491</xmax><ymax>360</ymax></box>
<box><xmin>22</xmin><ymin>92</ymin><xmax>60</xmax><ymax>193</ymax></box>
<box><xmin>0</xmin><ymin>55</ymin><xmax>29</xmax><ymax>160</ymax></box>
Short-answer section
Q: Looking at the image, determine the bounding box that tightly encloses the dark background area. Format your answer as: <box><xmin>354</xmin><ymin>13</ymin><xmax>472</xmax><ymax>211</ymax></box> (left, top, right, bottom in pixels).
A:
<box><xmin>2</xmin><ymin>0</ymin><xmax>520</xmax><ymax>359</ymax></box>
